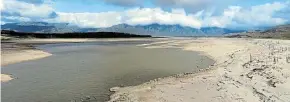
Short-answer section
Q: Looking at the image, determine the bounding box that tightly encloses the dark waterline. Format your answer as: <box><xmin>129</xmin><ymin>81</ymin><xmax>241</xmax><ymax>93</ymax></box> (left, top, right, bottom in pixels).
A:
<box><xmin>2</xmin><ymin>41</ymin><xmax>214</xmax><ymax>102</ymax></box>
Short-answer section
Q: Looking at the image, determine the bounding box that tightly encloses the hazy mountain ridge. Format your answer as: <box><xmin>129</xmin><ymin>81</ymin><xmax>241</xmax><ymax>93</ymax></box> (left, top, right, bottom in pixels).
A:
<box><xmin>260</xmin><ymin>24</ymin><xmax>290</xmax><ymax>38</ymax></box>
<box><xmin>1</xmin><ymin>22</ymin><xmax>98</xmax><ymax>33</ymax></box>
<box><xmin>97</xmin><ymin>23</ymin><xmax>244</xmax><ymax>36</ymax></box>
<box><xmin>226</xmin><ymin>24</ymin><xmax>290</xmax><ymax>39</ymax></box>
<box><xmin>1</xmin><ymin>22</ymin><xmax>245</xmax><ymax>36</ymax></box>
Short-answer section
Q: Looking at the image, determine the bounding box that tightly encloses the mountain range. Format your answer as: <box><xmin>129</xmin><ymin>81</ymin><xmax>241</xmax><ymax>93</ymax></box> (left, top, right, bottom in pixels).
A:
<box><xmin>1</xmin><ymin>22</ymin><xmax>245</xmax><ymax>36</ymax></box>
<box><xmin>1</xmin><ymin>22</ymin><xmax>97</xmax><ymax>33</ymax></box>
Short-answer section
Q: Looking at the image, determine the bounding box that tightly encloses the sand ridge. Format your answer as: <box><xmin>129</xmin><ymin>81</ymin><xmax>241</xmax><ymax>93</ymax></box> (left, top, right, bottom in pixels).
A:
<box><xmin>109</xmin><ymin>38</ymin><xmax>290</xmax><ymax>102</ymax></box>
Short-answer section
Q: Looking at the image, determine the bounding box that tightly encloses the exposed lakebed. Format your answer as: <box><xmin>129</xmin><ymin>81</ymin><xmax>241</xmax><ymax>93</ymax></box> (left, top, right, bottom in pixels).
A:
<box><xmin>2</xmin><ymin>41</ymin><xmax>214</xmax><ymax>102</ymax></box>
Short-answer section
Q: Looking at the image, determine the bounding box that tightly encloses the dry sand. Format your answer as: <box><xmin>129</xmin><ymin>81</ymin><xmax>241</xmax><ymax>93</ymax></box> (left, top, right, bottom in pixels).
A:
<box><xmin>109</xmin><ymin>38</ymin><xmax>290</xmax><ymax>102</ymax></box>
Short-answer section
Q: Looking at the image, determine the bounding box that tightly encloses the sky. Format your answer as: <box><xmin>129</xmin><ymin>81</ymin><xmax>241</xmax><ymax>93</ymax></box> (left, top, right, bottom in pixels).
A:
<box><xmin>1</xmin><ymin>0</ymin><xmax>290</xmax><ymax>29</ymax></box>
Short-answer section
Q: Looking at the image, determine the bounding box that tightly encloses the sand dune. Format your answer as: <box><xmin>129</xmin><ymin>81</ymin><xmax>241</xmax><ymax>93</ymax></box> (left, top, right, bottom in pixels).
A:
<box><xmin>109</xmin><ymin>38</ymin><xmax>290</xmax><ymax>102</ymax></box>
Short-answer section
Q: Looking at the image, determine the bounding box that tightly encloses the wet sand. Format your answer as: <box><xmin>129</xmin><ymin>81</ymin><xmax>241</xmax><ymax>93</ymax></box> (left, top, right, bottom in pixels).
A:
<box><xmin>1</xmin><ymin>39</ymin><xmax>214</xmax><ymax>102</ymax></box>
<box><xmin>1</xmin><ymin>43</ymin><xmax>52</xmax><ymax>82</ymax></box>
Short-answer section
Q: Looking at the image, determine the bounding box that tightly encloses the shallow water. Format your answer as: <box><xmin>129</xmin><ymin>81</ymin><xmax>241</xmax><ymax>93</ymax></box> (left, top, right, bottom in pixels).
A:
<box><xmin>2</xmin><ymin>41</ymin><xmax>214</xmax><ymax>102</ymax></box>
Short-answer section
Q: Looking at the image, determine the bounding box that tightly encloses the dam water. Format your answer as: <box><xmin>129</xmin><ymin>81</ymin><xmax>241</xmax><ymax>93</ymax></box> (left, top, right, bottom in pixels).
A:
<box><xmin>1</xmin><ymin>41</ymin><xmax>214</xmax><ymax>102</ymax></box>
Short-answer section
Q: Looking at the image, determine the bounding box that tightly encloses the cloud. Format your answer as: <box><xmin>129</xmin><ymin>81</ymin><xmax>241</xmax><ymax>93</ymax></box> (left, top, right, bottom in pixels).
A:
<box><xmin>2</xmin><ymin>0</ymin><xmax>55</xmax><ymax>18</ymax></box>
<box><xmin>274</xmin><ymin>1</ymin><xmax>290</xmax><ymax>20</ymax></box>
<box><xmin>2</xmin><ymin>16</ymin><xmax>32</xmax><ymax>22</ymax></box>
<box><xmin>102</xmin><ymin>0</ymin><xmax>141</xmax><ymax>7</ymax></box>
<box><xmin>0</xmin><ymin>0</ymin><xmax>3</xmax><ymax>10</ymax></box>
<box><xmin>54</xmin><ymin>11</ymin><xmax>122</xmax><ymax>28</ymax></box>
<box><xmin>154</xmin><ymin>0</ymin><xmax>211</xmax><ymax>11</ymax></box>
<box><xmin>54</xmin><ymin>1</ymin><xmax>289</xmax><ymax>29</ymax></box>
<box><xmin>123</xmin><ymin>8</ymin><xmax>202</xmax><ymax>28</ymax></box>
<box><xmin>153</xmin><ymin>0</ymin><xmax>237</xmax><ymax>13</ymax></box>
<box><xmin>1</xmin><ymin>0</ymin><xmax>57</xmax><ymax>23</ymax></box>
<box><xmin>199</xmin><ymin>2</ymin><xmax>289</xmax><ymax>28</ymax></box>
<box><xmin>16</xmin><ymin>0</ymin><xmax>45</xmax><ymax>4</ymax></box>
<box><xmin>1</xmin><ymin>0</ymin><xmax>289</xmax><ymax>29</ymax></box>
<box><xmin>53</xmin><ymin>8</ymin><xmax>201</xmax><ymax>28</ymax></box>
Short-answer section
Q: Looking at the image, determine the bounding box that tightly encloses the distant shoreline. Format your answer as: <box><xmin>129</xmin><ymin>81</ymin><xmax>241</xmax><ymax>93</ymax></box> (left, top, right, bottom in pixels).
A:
<box><xmin>1</xmin><ymin>38</ymin><xmax>161</xmax><ymax>82</ymax></box>
<box><xmin>1</xmin><ymin>30</ymin><xmax>152</xmax><ymax>38</ymax></box>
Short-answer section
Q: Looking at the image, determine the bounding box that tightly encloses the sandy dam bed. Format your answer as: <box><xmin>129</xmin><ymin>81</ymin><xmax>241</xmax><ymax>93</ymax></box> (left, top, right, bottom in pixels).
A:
<box><xmin>2</xmin><ymin>38</ymin><xmax>289</xmax><ymax>102</ymax></box>
<box><xmin>109</xmin><ymin>38</ymin><xmax>290</xmax><ymax>102</ymax></box>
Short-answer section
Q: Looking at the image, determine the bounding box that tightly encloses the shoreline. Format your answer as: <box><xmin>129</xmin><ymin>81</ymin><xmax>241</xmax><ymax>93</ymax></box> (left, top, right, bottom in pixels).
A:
<box><xmin>1</xmin><ymin>38</ymin><xmax>163</xmax><ymax>82</ymax></box>
<box><xmin>1</xmin><ymin>42</ymin><xmax>52</xmax><ymax>82</ymax></box>
<box><xmin>109</xmin><ymin>38</ymin><xmax>290</xmax><ymax>102</ymax></box>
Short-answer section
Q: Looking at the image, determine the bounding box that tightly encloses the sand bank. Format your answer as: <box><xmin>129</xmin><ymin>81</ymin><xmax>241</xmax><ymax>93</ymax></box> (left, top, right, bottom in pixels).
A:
<box><xmin>1</xmin><ymin>49</ymin><xmax>52</xmax><ymax>66</ymax></box>
<box><xmin>1</xmin><ymin>46</ymin><xmax>52</xmax><ymax>82</ymax></box>
<box><xmin>1</xmin><ymin>74</ymin><xmax>13</xmax><ymax>82</ymax></box>
<box><xmin>109</xmin><ymin>38</ymin><xmax>290</xmax><ymax>102</ymax></box>
<box><xmin>1</xmin><ymin>40</ymin><xmax>53</xmax><ymax>82</ymax></box>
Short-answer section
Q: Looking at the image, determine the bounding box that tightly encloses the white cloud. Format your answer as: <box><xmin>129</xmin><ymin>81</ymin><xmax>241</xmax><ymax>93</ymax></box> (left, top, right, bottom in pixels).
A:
<box><xmin>154</xmin><ymin>0</ymin><xmax>210</xmax><ymax>8</ymax></box>
<box><xmin>1</xmin><ymin>0</ymin><xmax>289</xmax><ymax>29</ymax></box>
<box><xmin>198</xmin><ymin>2</ymin><xmax>289</xmax><ymax>28</ymax></box>
<box><xmin>15</xmin><ymin>0</ymin><xmax>54</xmax><ymax>5</ymax></box>
<box><xmin>153</xmin><ymin>0</ymin><xmax>235</xmax><ymax>13</ymax></box>
<box><xmin>0</xmin><ymin>0</ymin><xmax>4</xmax><ymax>11</ymax></box>
<box><xmin>55</xmin><ymin>11</ymin><xmax>122</xmax><ymax>28</ymax></box>
<box><xmin>123</xmin><ymin>8</ymin><xmax>202</xmax><ymax>28</ymax></box>
<box><xmin>54</xmin><ymin>1</ymin><xmax>289</xmax><ymax>29</ymax></box>
<box><xmin>3</xmin><ymin>16</ymin><xmax>32</xmax><ymax>22</ymax></box>
<box><xmin>53</xmin><ymin>8</ymin><xmax>202</xmax><ymax>28</ymax></box>
<box><xmin>102</xmin><ymin>0</ymin><xmax>141</xmax><ymax>7</ymax></box>
<box><xmin>2</xmin><ymin>0</ymin><xmax>54</xmax><ymax>18</ymax></box>
<box><xmin>234</xmin><ymin>2</ymin><xmax>287</xmax><ymax>26</ymax></box>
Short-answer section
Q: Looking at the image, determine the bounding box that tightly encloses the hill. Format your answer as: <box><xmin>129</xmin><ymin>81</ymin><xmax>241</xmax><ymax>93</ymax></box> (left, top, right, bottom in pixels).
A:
<box><xmin>226</xmin><ymin>24</ymin><xmax>290</xmax><ymax>39</ymax></box>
